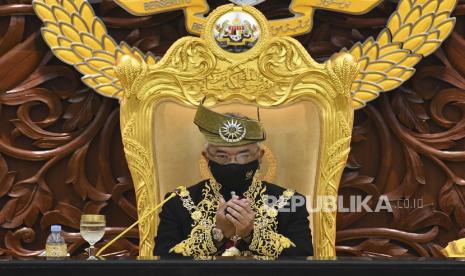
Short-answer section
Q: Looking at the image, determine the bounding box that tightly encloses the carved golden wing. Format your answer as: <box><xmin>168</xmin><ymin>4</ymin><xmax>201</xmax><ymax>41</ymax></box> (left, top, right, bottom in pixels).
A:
<box><xmin>32</xmin><ymin>0</ymin><xmax>156</xmax><ymax>99</ymax></box>
<box><xmin>349</xmin><ymin>0</ymin><xmax>457</xmax><ymax>109</ymax></box>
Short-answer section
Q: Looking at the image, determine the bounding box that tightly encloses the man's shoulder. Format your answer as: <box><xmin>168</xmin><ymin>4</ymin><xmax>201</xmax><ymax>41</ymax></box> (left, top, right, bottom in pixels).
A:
<box><xmin>176</xmin><ymin>179</ymin><xmax>210</xmax><ymax>201</ymax></box>
<box><xmin>263</xmin><ymin>181</ymin><xmax>304</xmax><ymax>197</ymax></box>
<box><xmin>185</xmin><ymin>179</ymin><xmax>209</xmax><ymax>193</ymax></box>
<box><xmin>164</xmin><ymin>180</ymin><xmax>208</xmax><ymax>198</ymax></box>
<box><xmin>163</xmin><ymin>180</ymin><xmax>209</xmax><ymax>210</ymax></box>
<box><xmin>264</xmin><ymin>181</ymin><xmax>309</xmax><ymax>220</ymax></box>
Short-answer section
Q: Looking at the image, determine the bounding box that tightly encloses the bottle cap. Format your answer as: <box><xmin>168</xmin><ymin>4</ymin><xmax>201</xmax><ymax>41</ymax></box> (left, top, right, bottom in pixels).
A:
<box><xmin>51</xmin><ymin>225</ymin><xmax>61</xmax><ymax>232</ymax></box>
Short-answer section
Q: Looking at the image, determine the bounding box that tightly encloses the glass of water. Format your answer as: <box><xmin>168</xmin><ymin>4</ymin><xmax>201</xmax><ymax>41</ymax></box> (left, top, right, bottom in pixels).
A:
<box><xmin>80</xmin><ymin>214</ymin><xmax>105</xmax><ymax>259</ymax></box>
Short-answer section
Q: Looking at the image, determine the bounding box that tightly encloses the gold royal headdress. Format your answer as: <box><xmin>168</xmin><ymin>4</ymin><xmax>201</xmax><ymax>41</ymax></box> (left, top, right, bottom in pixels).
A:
<box><xmin>194</xmin><ymin>104</ymin><xmax>266</xmax><ymax>147</ymax></box>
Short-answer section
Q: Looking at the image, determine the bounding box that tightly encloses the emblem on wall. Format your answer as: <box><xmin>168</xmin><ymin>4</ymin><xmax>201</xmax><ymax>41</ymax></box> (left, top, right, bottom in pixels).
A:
<box><xmin>31</xmin><ymin>0</ymin><xmax>457</xmax><ymax>109</ymax></box>
<box><xmin>214</xmin><ymin>10</ymin><xmax>260</xmax><ymax>53</ymax></box>
<box><xmin>228</xmin><ymin>0</ymin><xmax>266</xmax><ymax>6</ymax></box>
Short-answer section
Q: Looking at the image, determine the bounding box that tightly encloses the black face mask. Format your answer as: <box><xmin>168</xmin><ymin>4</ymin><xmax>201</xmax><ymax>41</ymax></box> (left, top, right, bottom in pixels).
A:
<box><xmin>208</xmin><ymin>159</ymin><xmax>260</xmax><ymax>199</ymax></box>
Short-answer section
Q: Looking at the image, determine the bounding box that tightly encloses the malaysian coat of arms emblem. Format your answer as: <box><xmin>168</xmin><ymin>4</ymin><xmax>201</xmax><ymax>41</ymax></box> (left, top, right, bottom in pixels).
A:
<box><xmin>214</xmin><ymin>11</ymin><xmax>260</xmax><ymax>53</ymax></box>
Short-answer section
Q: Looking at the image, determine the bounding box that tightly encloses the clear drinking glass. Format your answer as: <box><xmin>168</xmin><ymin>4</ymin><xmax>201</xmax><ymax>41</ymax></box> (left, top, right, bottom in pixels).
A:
<box><xmin>80</xmin><ymin>214</ymin><xmax>105</xmax><ymax>259</ymax></box>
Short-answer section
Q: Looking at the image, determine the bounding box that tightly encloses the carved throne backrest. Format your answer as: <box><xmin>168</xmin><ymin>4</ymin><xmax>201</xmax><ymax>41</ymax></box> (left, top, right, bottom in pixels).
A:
<box><xmin>116</xmin><ymin>4</ymin><xmax>358</xmax><ymax>258</ymax></box>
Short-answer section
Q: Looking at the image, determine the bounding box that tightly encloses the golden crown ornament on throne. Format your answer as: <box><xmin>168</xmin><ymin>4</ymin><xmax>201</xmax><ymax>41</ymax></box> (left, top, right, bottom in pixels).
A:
<box><xmin>31</xmin><ymin>0</ymin><xmax>456</xmax><ymax>258</ymax></box>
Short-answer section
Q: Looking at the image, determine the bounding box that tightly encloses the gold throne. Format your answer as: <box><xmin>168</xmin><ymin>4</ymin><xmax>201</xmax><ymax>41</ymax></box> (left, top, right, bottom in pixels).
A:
<box><xmin>116</xmin><ymin>4</ymin><xmax>358</xmax><ymax>258</ymax></box>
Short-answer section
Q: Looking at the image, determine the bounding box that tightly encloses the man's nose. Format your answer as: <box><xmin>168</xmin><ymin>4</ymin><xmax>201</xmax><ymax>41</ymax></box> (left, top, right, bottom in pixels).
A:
<box><xmin>225</xmin><ymin>156</ymin><xmax>240</xmax><ymax>164</ymax></box>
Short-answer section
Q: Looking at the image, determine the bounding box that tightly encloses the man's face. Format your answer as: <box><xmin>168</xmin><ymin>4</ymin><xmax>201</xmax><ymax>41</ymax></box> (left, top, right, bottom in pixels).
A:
<box><xmin>203</xmin><ymin>143</ymin><xmax>264</xmax><ymax>165</ymax></box>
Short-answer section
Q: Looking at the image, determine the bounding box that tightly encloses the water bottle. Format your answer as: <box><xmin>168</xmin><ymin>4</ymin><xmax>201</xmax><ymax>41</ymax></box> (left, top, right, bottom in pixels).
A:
<box><xmin>45</xmin><ymin>225</ymin><xmax>67</xmax><ymax>258</ymax></box>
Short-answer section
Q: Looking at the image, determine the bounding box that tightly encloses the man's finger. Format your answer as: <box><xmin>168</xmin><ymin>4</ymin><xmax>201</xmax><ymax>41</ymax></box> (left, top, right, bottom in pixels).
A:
<box><xmin>226</xmin><ymin>214</ymin><xmax>240</xmax><ymax>228</ymax></box>
<box><xmin>232</xmin><ymin>198</ymin><xmax>253</xmax><ymax>214</ymax></box>
<box><xmin>218</xmin><ymin>197</ymin><xmax>227</xmax><ymax>212</ymax></box>
<box><xmin>227</xmin><ymin>202</ymin><xmax>255</xmax><ymax>225</ymax></box>
<box><xmin>226</xmin><ymin>207</ymin><xmax>248</xmax><ymax>224</ymax></box>
<box><xmin>227</xmin><ymin>200</ymin><xmax>249</xmax><ymax>215</ymax></box>
<box><xmin>241</xmin><ymin>199</ymin><xmax>254</xmax><ymax>214</ymax></box>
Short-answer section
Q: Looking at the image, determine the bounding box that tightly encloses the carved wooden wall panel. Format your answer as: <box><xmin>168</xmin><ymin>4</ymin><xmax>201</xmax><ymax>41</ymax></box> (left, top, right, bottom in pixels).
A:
<box><xmin>0</xmin><ymin>0</ymin><xmax>465</xmax><ymax>257</ymax></box>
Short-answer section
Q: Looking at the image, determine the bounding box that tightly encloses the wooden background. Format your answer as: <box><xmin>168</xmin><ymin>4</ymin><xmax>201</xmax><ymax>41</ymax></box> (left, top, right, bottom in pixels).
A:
<box><xmin>1</xmin><ymin>0</ymin><xmax>465</xmax><ymax>257</ymax></box>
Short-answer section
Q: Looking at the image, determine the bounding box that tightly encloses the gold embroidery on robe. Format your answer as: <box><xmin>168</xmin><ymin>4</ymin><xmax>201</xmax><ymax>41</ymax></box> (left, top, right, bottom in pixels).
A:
<box><xmin>171</xmin><ymin>178</ymin><xmax>295</xmax><ymax>258</ymax></box>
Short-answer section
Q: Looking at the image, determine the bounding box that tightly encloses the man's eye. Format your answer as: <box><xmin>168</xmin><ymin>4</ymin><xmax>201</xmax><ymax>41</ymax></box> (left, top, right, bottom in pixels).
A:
<box><xmin>236</xmin><ymin>154</ymin><xmax>252</xmax><ymax>163</ymax></box>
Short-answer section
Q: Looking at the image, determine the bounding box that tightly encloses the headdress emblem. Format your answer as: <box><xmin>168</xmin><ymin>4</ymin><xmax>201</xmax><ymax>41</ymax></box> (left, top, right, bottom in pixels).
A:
<box><xmin>219</xmin><ymin>119</ymin><xmax>247</xmax><ymax>143</ymax></box>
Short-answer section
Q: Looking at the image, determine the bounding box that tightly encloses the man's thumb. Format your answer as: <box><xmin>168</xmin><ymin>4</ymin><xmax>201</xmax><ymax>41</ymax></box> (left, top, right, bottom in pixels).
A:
<box><xmin>218</xmin><ymin>197</ymin><xmax>226</xmax><ymax>210</ymax></box>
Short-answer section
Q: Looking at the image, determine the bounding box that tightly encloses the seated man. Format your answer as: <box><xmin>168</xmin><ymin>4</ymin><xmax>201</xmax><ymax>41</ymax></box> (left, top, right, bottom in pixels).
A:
<box><xmin>154</xmin><ymin>104</ymin><xmax>313</xmax><ymax>258</ymax></box>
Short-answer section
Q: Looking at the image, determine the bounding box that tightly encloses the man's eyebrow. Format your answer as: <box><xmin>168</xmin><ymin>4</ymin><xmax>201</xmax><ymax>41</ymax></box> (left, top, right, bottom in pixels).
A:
<box><xmin>213</xmin><ymin>149</ymin><xmax>252</xmax><ymax>154</ymax></box>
